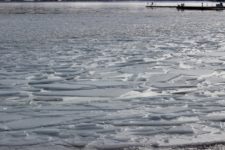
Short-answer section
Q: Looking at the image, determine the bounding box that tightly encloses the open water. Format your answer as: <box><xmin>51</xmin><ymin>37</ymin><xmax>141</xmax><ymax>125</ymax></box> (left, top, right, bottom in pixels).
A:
<box><xmin>1</xmin><ymin>2</ymin><xmax>225</xmax><ymax>150</ymax></box>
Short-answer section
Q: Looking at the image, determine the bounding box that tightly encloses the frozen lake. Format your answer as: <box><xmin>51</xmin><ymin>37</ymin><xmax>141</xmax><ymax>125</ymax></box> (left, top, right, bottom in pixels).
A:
<box><xmin>1</xmin><ymin>2</ymin><xmax>225</xmax><ymax>149</ymax></box>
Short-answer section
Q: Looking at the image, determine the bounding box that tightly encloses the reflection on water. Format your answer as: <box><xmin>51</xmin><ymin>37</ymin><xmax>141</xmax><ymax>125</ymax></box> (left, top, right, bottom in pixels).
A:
<box><xmin>0</xmin><ymin>2</ymin><xmax>148</xmax><ymax>14</ymax></box>
<box><xmin>1</xmin><ymin>2</ymin><xmax>225</xmax><ymax>150</ymax></box>
<box><xmin>0</xmin><ymin>2</ymin><xmax>221</xmax><ymax>14</ymax></box>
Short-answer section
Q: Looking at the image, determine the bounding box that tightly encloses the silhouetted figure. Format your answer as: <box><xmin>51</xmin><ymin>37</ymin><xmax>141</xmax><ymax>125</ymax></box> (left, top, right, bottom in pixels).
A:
<box><xmin>216</xmin><ymin>2</ymin><xmax>223</xmax><ymax>7</ymax></box>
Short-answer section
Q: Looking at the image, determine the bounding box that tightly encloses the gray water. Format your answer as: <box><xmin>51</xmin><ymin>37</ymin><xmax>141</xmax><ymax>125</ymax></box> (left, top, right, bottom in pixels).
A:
<box><xmin>1</xmin><ymin>2</ymin><xmax>225</xmax><ymax>150</ymax></box>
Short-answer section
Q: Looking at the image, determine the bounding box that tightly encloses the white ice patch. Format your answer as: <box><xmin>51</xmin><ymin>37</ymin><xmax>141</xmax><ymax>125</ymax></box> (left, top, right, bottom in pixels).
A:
<box><xmin>198</xmin><ymin>71</ymin><xmax>225</xmax><ymax>80</ymax></box>
<box><xmin>119</xmin><ymin>88</ymin><xmax>162</xmax><ymax>99</ymax></box>
<box><xmin>159</xmin><ymin>133</ymin><xmax>225</xmax><ymax>148</ymax></box>
<box><xmin>204</xmin><ymin>112</ymin><xmax>225</xmax><ymax>122</ymax></box>
<box><xmin>179</xmin><ymin>62</ymin><xmax>193</xmax><ymax>69</ymax></box>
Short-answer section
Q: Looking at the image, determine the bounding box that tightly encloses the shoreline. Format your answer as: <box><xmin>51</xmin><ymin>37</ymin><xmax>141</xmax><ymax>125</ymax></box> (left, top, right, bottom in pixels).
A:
<box><xmin>0</xmin><ymin>0</ymin><xmax>220</xmax><ymax>2</ymax></box>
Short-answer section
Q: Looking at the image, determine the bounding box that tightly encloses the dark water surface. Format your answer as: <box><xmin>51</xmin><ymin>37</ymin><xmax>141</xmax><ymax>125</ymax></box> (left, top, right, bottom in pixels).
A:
<box><xmin>1</xmin><ymin>2</ymin><xmax>225</xmax><ymax>149</ymax></box>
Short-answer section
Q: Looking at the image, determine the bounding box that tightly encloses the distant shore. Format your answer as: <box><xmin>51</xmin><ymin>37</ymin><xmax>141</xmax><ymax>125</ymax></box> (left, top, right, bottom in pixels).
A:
<box><xmin>0</xmin><ymin>0</ymin><xmax>221</xmax><ymax>2</ymax></box>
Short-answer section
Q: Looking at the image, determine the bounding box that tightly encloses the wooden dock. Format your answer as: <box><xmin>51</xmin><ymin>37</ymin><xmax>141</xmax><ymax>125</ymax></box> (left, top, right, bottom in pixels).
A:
<box><xmin>176</xmin><ymin>6</ymin><xmax>225</xmax><ymax>11</ymax></box>
<box><xmin>146</xmin><ymin>2</ymin><xmax>225</xmax><ymax>11</ymax></box>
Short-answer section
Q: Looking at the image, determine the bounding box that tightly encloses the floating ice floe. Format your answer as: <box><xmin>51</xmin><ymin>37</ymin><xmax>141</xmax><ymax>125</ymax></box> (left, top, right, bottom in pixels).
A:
<box><xmin>33</xmin><ymin>97</ymin><xmax>63</xmax><ymax>102</ymax></box>
<box><xmin>0</xmin><ymin>91</ymin><xmax>20</xmax><ymax>97</ymax></box>
<box><xmin>34</xmin><ymin>88</ymin><xmax>130</xmax><ymax>98</ymax></box>
<box><xmin>119</xmin><ymin>88</ymin><xmax>163</xmax><ymax>99</ymax></box>
<box><xmin>158</xmin><ymin>133</ymin><xmax>225</xmax><ymax>149</ymax></box>
<box><xmin>179</xmin><ymin>62</ymin><xmax>193</xmax><ymax>69</ymax></box>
